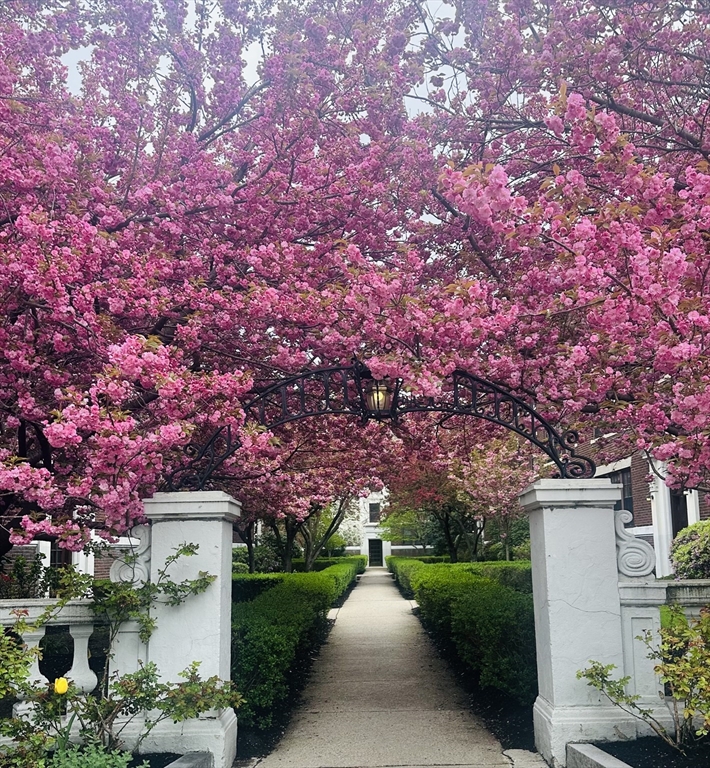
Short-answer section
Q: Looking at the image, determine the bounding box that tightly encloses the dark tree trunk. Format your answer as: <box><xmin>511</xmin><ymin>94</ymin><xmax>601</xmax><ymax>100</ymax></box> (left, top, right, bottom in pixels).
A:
<box><xmin>234</xmin><ymin>520</ymin><xmax>256</xmax><ymax>572</ymax></box>
<box><xmin>439</xmin><ymin>514</ymin><xmax>458</xmax><ymax>563</ymax></box>
<box><xmin>269</xmin><ymin>518</ymin><xmax>301</xmax><ymax>573</ymax></box>
<box><xmin>301</xmin><ymin>497</ymin><xmax>350</xmax><ymax>571</ymax></box>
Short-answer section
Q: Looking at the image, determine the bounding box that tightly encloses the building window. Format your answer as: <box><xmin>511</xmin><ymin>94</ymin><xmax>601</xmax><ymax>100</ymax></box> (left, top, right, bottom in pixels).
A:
<box><xmin>50</xmin><ymin>540</ymin><xmax>73</xmax><ymax>569</ymax></box>
<box><xmin>609</xmin><ymin>467</ymin><xmax>634</xmax><ymax>514</ymax></box>
<box><xmin>368</xmin><ymin>502</ymin><xmax>381</xmax><ymax>523</ymax></box>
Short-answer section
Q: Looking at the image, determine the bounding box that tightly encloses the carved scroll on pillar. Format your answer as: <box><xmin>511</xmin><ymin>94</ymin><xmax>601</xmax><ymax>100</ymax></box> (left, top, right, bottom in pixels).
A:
<box><xmin>615</xmin><ymin>509</ymin><xmax>655</xmax><ymax>578</ymax></box>
<box><xmin>109</xmin><ymin>525</ymin><xmax>151</xmax><ymax>585</ymax></box>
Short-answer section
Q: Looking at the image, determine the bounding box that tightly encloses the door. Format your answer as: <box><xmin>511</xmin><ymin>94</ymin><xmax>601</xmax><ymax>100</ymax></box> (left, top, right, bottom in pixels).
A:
<box><xmin>670</xmin><ymin>490</ymin><xmax>689</xmax><ymax>538</ymax></box>
<box><xmin>368</xmin><ymin>538</ymin><xmax>383</xmax><ymax>567</ymax></box>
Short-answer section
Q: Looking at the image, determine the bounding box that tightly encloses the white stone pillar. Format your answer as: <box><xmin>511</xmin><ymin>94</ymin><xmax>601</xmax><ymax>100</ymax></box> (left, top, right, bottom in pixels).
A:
<box><xmin>519</xmin><ymin>479</ymin><xmax>638</xmax><ymax>767</ymax></box>
<box><xmin>686</xmin><ymin>489</ymin><xmax>701</xmax><ymax>526</ymax></box>
<box><xmin>139</xmin><ymin>491</ymin><xmax>241</xmax><ymax>768</ymax></box>
<box><xmin>649</xmin><ymin>461</ymin><xmax>673</xmax><ymax>577</ymax></box>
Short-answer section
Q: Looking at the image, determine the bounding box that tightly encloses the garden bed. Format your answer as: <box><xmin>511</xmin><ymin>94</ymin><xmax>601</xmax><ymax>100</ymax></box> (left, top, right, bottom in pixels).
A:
<box><xmin>127</xmin><ymin>754</ymin><xmax>182</xmax><ymax>768</ymax></box>
<box><xmin>598</xmin><ymin>736</ymin><xmax>710</xmax><ymax>768</ymax></box>
<box><xmin>419</xmin><ymin>611</ymin><xmax>535</xmax><ymax>751</ymax></box>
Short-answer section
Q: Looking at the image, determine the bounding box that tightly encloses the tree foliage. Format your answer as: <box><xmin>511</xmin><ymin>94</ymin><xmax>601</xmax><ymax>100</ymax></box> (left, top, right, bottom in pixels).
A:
<box><xmin>2</xmin><ymin>0</ymin><xmax>710</xmax><ymax>548</ymax></box>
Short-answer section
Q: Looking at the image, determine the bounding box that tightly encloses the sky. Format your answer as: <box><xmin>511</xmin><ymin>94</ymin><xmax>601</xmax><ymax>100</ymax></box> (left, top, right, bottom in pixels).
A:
<box><xmin>60</xmin><ymin>0</ymin><xmax>459</xmax><ymax>117</ymax></box>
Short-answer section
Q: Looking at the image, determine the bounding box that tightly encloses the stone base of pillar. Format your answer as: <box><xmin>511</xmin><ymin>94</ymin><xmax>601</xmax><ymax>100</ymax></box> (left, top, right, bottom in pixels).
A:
<box><xmin>122</xmin><ymin>708</ymin><xmax>237</xmax><ymax>768</ymax></box>
<box><xmin>533</xmin><ymin>696</ymin><xmax>637</xmax><ymax>767</ymax></box>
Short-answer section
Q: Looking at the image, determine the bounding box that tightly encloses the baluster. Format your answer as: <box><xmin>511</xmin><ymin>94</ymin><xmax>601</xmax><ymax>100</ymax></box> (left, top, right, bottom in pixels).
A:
<box><xmin>13</xmin><ymin>624</ymin><xmax>47</xmax><ymax>718</ymax></box>
<box><xmin>68</xmin><ymin>624</ymin><xmax>98</xmax><ymax>693</ymax></box>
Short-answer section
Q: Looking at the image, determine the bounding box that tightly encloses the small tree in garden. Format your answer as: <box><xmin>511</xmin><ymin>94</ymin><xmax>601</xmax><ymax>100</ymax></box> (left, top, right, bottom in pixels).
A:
<box><xmin>384</xmin><ymin>434</ymin><xmax>536</xmax><ymax>561</ymax></box>
<box><xmin>385</xmin><ymin>459</ymin><xmax>471</xmax><ymax>562</ymax></box>
<box><xmin>579</xmin><ymin>608</ymin><xmax>710</xmax><ymax>753</ymax></box>
<box><xmin>452</xmin><ymin>440</ymin><xmax>538</xmax><ymax>561</ymax></box>
<box><xmin>379</xmin><ymin>506</ymin><xmax>435</xmax><ymax>553</ymax></box>
<box><xmin>296</xmin><ymin>497</ymin><xmax>353</xmax><ymax>570</ymax></box>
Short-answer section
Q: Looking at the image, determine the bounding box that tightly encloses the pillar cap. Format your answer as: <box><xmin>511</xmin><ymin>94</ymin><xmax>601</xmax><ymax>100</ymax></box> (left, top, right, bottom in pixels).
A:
<box><xmin>143</xmin><ymin>491</ymin><xmax>241</xmax><ymax>523</ymax></box>
<box><xmin>519</xmin><ymin>478</ymin><xmax>622</xmax><ymax>512</ymax></box>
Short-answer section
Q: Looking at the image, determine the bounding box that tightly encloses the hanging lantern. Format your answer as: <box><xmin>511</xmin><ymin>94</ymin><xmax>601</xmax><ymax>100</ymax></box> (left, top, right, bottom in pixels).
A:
<box><xmin>363</xmin><ymin>378</ymin><xmax>394</xmax><ymax>418</ymax></box>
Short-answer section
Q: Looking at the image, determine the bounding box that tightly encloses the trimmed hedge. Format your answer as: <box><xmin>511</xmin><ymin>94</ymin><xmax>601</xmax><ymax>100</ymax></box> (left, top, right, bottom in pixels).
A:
<box><xmin>291</xmin><ymin>555</ymin><xmax>368</xmax><ymax>574</ymax></box>
<box><xmin>231</xmin><ymin>561</ymin><xmax>360</xmax><ymax>729</ymax></box>
<box><xmin>232</xmin><ymin>573</ymin><xmax>286</xmax><ymax>603</ymax></box>
<box><xmin>411</xmin><ymin>565</ymin><xmax>489</xmax><ymax>643</ymax></box>
<box><xmin>389</xmin><ymin>558</ymin><xmax>537</xmax><ymax>705</ymax></box>
<box><xmin>457</xmin><ymin>561</ymin><xmax>532</xmax><ymax>593</ymax></box>
<box><xmin>387</xmin><ymin>557</ymin><xmax>532</xmax><ymax>598</ymax></box>
<box><xmin>385</xmin><ymin>554</ymin><xmax>448</xmax><ymax>572</ymax></box>
<box><xmin>387</xmin><ymin>557</ymin><xmax>427</xmax><ymax>598</ymax></box>
<box><xmin>232</xmin><ymin>556</ymin><xmax>366</xmax><ymax>603</ymax></box>
<box><xmin>451</xmin><ymin>583</ymin><xmax>537</xmax><ymax>704</ymax></box>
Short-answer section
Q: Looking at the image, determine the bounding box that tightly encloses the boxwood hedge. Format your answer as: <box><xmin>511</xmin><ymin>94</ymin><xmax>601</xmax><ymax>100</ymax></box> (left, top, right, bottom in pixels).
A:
<box><xmin>231</xmin><ymin>559</ymin><xmax>360</xmax><ymax>729</ymax></box>
<box><xmin>232</xmin><ymin>573</ymin><xmax>286</xmax><ymax>604</ymax></box>
<box><xmin>450</xmin><ymin>582</ymin><xmax>537</xmax><ymax>704</ymax></box>
<box><xmin>291</xmin><ymin>555</ymin><xmax>368</xmax><ymax>574</ymax></box>
<box><xmin>388</xmin><ymin>557</ymin><xmax>537</xmax><ymax>705</ymax></box>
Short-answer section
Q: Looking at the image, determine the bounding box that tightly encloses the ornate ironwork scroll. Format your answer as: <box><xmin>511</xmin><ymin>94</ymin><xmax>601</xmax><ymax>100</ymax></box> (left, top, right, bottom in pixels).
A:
<box><xmin>163</xmin><ymin>364</ymin><xmax>595</xmax><ymax>491</ymax></box>
<box><xmin>397</xmin><ymin>371</ymin><xmax>595</xmax><ymax>480</ymax></box>
<box><xmin>163</xmin><ymin>367</ymin><xmax>365</xmax><ymax>491</ymax></box>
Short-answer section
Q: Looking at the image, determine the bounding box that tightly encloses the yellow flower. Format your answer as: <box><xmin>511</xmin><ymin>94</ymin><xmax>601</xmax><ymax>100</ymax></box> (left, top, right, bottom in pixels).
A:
<box><xmin>54</xmin><ymin>677</ymin><xmax>69</xmax><ymax>695</ymax></box>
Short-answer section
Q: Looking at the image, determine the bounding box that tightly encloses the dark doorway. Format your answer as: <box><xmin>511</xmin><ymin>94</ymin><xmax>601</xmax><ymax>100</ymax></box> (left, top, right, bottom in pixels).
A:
<box><xmin>368</xmin><ymin>539</ymin><xmax>383</xmax><ymax>567</ymax></box>
<box><xmin>670</xmin><ymin>491</ymin><xmax>689</xmax><ymax>538</ymax></box>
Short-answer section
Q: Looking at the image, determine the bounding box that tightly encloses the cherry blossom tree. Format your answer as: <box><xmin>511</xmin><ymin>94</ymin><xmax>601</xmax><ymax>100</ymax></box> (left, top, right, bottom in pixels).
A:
<box><xmin>383</xmin><ymin>434</ymin><xmax>536</xmax><ymax>560</ymax></box>
<box><xmin>3</xmin><ymin>0</ymin><xmax>710</xmax><ymax>555</ymax></box>
<box><xmin>452</xmin><ymin>439</ymin><xmax>538</xmax><ymax>560</ymax></box>
<box><xmin>384</xmin><ymin>458</ymin><xmax>469</xmax><ymax>562</ymax></box>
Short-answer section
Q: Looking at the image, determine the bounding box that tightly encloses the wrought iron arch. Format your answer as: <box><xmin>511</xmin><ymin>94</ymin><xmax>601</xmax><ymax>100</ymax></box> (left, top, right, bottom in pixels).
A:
<box><xmin>163</xmin><ymin>362</ymin><xmax>595</xmax><ymax>491</ymax></box>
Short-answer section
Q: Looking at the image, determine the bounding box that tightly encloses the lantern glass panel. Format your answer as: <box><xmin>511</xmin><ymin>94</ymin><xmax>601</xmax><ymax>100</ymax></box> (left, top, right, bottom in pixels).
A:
<box><xmin>365</xmin><ymin>380</ymin><xmax>393</xmax><ymax>415</ymax></box>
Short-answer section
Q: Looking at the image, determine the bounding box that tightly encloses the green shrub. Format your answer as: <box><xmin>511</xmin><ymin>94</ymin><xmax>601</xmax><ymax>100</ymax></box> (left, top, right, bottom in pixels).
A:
<box><xmin>232</xmin><ymin>562</ymin><xmax>249</xmax><ymax>574</ymax></box>
<box><xmin>411</xmin><ymin>565</ymin><xmax>489</xmax><ymax>642</ymax></box>
<box><xmin>671</xmin><ymin>520</ymin><xmax>710</xmax><ymax>579</ymax></box>
<box><xmin>579</xmin><ymin>607</ymin><xmax>710</xmax><ymax>752</ymax></box>
<box><xmin>231</xmin><ymin>562</ymin><xmax>360</xmax><ymax>729</ymax></box>
<box><xmin>397</xmin><ymin>559</ymin><xmax>537</xmax><ymax>705</ymax></box>
<box><xmin>50</xmin><ymin>743</ymin><xmax>147</xmax><ymax>768</ymax></box>
<box><xmin>482</xmin><ymin>542</ymin><xmax>505</xmax><ymax>561</ymax></box>
<box><xmin>458</xmin><ymin>561</ymin><xmax>533</xmax><ymax>593</ymax></box>
<box><xmin>387</xmin><ymin>557</ymin><xmax>532</xmax><ymax>597</ymax></box>
<box><xmin>291</xmin><ymin>555</ymin><xmax>367</xmax><ymax>574</ymax></box>
<box><xmin>232</xmin><ymin>541</ymin><xmax>282</xmax><ymax>573</ymax></box>
<box><xmin>385</xmin><ymin>555</ymin><xmax>448</xmax><ymax>572</ymax></box>
<box><xmin>231</xmin><ymin>573</ymin><xmax>285</xmax><ymax>603</ymax></box>
<box><xmin>450</xmin><ymin>583</ymin><xmax>536</xmax><ymax>705</ymax></box>
<box><xmin>0</xmin><ymin>555</ymin><xmax>48</xmax><ymax>599</ymax></box>
<box><xmin>512</xmin><ymin>541</ymin><xmax>531</xmax><ymax>560</ymax></box>
<box><xmin>387</xmin><ymin>558</ymin><xmax>428</xmax><ymax>598</ymax></box>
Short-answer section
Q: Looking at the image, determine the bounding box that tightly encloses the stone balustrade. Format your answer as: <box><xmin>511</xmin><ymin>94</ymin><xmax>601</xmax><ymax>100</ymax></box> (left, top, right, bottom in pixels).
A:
<box><xmin>0</xmin><ymin>490</ymin><xmax>241</xmax><ymax>768</ymax></box>
<box><xmin>664</xmin><ymin>579</ymin><xmax>710</xmax><ymax>616</ymax></box>
<box><xmin>0</xmin><ymin>598</ymin><xmax>100</xmax><ymax>700</ymax></box>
